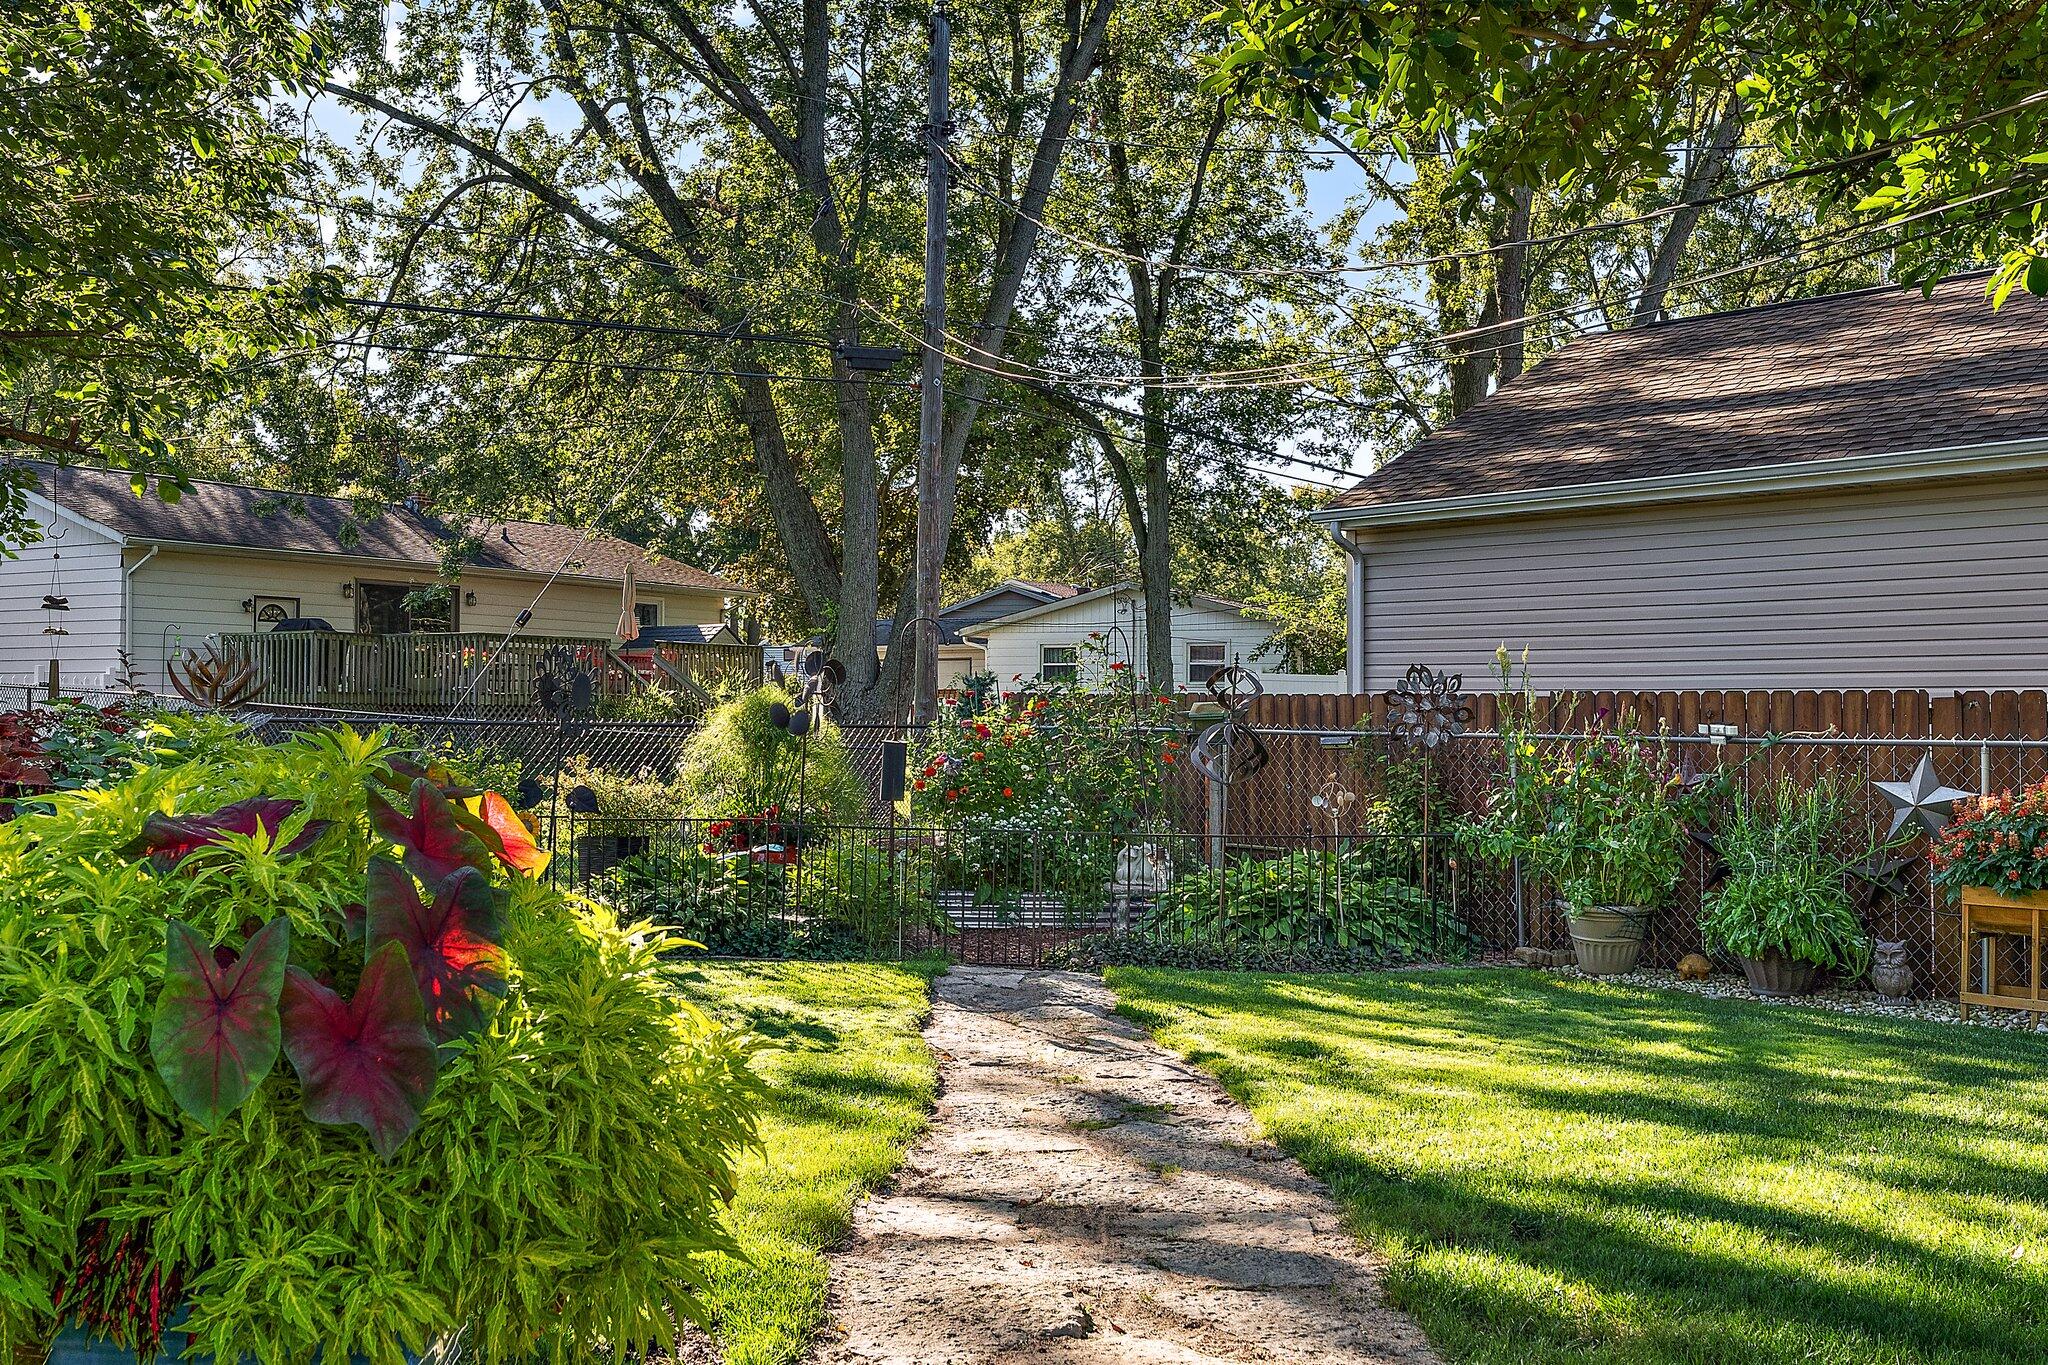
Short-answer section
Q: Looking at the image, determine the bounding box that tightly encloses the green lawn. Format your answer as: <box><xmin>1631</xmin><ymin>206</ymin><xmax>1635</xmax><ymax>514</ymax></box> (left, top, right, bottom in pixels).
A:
<box><xmin>1107</xmin><ymin>967</ymin><xmax>2048</xmax><ymax>1365</ymax></box>
<box><xmin>672</xmin><ymin>958</ymin><xmax>943</xmax><ymax>1365</ymax></box>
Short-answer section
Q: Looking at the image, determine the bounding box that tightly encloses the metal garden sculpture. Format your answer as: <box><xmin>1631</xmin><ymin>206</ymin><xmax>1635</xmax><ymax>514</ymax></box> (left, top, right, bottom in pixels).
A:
<box><xmin>1189</xmin><ymin>663</ymin><xmax>1268</xmax><ymax>786</ymax></box>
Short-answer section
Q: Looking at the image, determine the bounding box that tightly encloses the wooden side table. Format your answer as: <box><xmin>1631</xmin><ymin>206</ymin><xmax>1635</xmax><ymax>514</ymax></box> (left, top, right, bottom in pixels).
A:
<box><xmin>1959</xmin><ymin>886</ymin><xmax>2047</xmax><ymax>1024</ymax></box>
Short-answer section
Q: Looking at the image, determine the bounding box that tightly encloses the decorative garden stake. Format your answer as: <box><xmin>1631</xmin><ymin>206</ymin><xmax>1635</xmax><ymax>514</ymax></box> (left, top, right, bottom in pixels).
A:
<box><xmin>1387</xmin><ymin>664</ymin><xmax>1473</xmax><ymax>749</ymax></box>
<box><xmin>1873</xmin><ymin>752</ymin><xmax>1973</xmax><ymax>839</ymax></box>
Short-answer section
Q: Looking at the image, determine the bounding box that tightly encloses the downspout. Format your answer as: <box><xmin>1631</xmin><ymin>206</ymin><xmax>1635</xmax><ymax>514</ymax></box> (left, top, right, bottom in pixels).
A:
<box><xmin>123</xmin><ymin>543</ymin><xmax>159</xmax><ymax>687</ymax></box>
<box><xmin>1325</xmin><ymin>524</ymin><xmax>1366</xmax><ymax>693</ymax></box>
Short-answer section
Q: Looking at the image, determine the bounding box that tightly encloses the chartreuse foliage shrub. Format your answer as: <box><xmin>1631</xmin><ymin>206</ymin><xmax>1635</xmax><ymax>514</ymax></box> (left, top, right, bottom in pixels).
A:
<box><xmin>675</xmin><ymin>684</ymin><xmax>863</xmax><ymax>826</ymax></box>
<box><xmin>0</xmin><ymin>725</ymin><xmax>760</xmax><ymax>1365</ymax></box>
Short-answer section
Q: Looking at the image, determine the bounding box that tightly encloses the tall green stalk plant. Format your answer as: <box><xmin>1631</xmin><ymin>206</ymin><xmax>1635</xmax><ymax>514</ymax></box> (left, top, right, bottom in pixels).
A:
<box><xmin>1699</xmin><ymin>775</ymin><xmax>1885</xmax><ymax>975</ymax></box>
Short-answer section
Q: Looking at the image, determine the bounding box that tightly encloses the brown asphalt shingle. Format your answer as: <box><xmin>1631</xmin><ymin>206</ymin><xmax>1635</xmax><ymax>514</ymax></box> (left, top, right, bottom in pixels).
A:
<box><xmin>15</xmin><ymin>461</ymin><xmax>745</xmax><ymax>593</ymax></box>
<box><xmin>1329</xmin><ymin>274</ymin><xmax>2048</xmax><ymax>511</ymax></box>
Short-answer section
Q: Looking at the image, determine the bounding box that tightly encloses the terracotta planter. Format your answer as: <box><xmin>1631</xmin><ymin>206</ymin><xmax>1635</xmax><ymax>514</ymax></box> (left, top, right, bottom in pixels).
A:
<box><xmin>1738</xmin><ymin>949</ymin><xmax>1820</xmax><ymax>997</ymax></box>
<box><xmin>1567</xmin><ymin>905</ymin><xmax>1649</xmax><ymax>975</ymax></box>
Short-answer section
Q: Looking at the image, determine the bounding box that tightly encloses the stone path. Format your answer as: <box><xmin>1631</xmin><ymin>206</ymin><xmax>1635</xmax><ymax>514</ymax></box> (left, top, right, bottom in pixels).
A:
<box><xmin>814</xmin><ymin>967</ymin><xmax>1442</xmax><ymax>1365</ymax></box>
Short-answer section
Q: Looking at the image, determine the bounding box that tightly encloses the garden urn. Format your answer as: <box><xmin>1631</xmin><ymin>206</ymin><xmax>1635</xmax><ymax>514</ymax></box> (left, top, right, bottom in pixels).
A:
<box><xmin>1567</xmin><ymin>905</ymin><xmax>1648</xmax><ymax>975</ymax></box>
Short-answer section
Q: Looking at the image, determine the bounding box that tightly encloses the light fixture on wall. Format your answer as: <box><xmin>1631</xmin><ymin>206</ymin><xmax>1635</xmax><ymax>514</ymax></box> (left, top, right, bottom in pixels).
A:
<box><xmin>340</xmin><ymin>582</ymin><xmax>355</xmax><ymax>599</ymax></box>
<box><xmin>463</xmin><ymin>590</ymin><xmax>477</xmax><ymax>607</ymax></box>
<box><xmin>240</xmin><ymin>598</ymin><xmax>254</xmax><ymax>613</ymax></box>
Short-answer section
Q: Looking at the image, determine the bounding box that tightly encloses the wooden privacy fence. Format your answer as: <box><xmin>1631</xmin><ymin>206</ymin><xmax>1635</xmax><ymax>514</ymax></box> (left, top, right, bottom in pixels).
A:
<box><xmin>1245</xmin><ymin>688</ymin><xmax>2048</xmax><ymax>740</ymax></box>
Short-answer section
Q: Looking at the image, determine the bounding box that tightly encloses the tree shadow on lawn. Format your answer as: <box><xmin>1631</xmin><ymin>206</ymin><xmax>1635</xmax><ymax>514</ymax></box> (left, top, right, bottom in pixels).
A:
<box><xmin>1112</xmin><ymin>968</ymin><xmax>2048</xmax><ymax>1364</ymax></box>
<box><xmin>1311</xmin><ymin>1154</ymin><xmax>2048</xmax><ymax>1363</ymax></box>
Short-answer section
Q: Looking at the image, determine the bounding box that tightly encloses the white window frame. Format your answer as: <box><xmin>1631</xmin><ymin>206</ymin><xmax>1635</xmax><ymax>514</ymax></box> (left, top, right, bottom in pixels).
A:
<box><xmin>1040</xmin><ymin>643</ymin><xmax>1079</xmax><ymax>683</ymax></box>
<box><xmin>1187</xmin><ymin>641</ymin><xmax>1227</xmax><ymax>684</ymax></box>
<box><xmin>633</xmin><ymin>600</ymin><xmax>663</xmax><ymax>629</ymax></box>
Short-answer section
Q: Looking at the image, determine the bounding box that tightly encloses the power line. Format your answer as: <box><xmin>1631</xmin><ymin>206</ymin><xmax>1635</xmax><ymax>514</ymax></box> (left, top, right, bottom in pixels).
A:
<box><xmin>945</xmin><ymin>89</ymin><xmax>2048</xmax><ymax>286</ymax></box>
<box><xmin>327</xmin><ymin>294</ymin><xmax>836</xmax><ymax>352</ymax></box>
<box><xmin>317</xmin><ymin>337</ymin><xmax>909</xmax><ymax>389</ymax></box>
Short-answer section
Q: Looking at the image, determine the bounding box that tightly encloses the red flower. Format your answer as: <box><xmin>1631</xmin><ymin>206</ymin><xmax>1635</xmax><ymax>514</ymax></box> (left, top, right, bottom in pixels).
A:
<box><xmin>945</xmin><ymin>789</ymin><xmax>959</xmax><ymax>801</ymax></box>
<box><xmin>1161</xmin><ymin>753</ymin><xmax>1176</xmax><ymax>765</ymax></box>
<box><xmin>1002</xmin><ymin>787</ymin><xmax>1014</xmax><ymax>798</ymax></box>
<box><xmin>974</xmin><ymin>722</ymin><xmax>991</xmax><ymax>738</ymax></box>
<box><xmin>971</xmin><ymin>751</ymin><xmax>985</xmax><ymax>761</ymax></box>
<box><xmin>913</xmin><ymin>779</ymin><xmax>927</xmax><ymax>791</ymax></box>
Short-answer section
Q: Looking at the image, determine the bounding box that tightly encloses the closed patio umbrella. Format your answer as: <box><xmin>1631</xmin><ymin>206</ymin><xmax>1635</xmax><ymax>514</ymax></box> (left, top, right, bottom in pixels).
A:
<box><xmin>615</xmin><ymin>559</ymin><xmax>640</xmax><ymax>643</ymax></box>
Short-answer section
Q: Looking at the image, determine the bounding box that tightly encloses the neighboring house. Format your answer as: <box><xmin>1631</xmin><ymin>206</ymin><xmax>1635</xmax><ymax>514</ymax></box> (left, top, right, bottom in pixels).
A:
<box><xmin>0</xmin><ymin>461</ymin><xmax>750</xmax><ymax>693</ymax></box>
<box><xmin>1316</xmin><ymin>275</ymin><xmax>2048</xmax><ymax>692</ymax></box>
<box><xmin>970</xmin><ymin>582</ymin><xmax>1344</xmax><ymax>693</ymax></box>
<box><xmin>872</xmin><ymin>579</ymin><xmax>1082</xmax><ymax>691</ymax></box>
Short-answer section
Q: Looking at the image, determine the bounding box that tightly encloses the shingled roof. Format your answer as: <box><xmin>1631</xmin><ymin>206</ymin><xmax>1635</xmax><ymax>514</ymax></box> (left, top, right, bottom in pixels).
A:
<box><xmin>16</xmin><ymin>461</ymin><xmax>747</xmax><ymax>594</ymax></box>
<box><xmin>1328</xmin><ymin>274</ymin><xmax>2048</xmax><ymax>514</ymax></box>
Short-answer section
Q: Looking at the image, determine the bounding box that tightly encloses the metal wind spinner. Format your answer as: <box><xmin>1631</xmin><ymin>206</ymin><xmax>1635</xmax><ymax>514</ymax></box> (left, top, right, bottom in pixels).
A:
<box><xmin>1388</xmin><ymin>664</ymin><xmax>1474</xmax><ymax>749</ymax></box>
<box><xmin>1189</xmin><ymin>663</ymin><xmax>1268</xmax><ymax>786</ymax></box>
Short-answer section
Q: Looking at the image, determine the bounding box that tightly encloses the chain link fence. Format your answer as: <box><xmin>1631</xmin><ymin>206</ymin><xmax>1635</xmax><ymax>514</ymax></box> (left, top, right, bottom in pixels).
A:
<box><xmin>21</xmin><ymin>690</ymin><xmax>2031</xmax><ymax>996</ymax></box>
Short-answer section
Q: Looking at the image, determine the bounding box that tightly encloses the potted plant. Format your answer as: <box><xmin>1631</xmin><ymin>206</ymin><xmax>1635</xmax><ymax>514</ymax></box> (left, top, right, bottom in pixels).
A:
<box><xmin>1698</xmin><ymin>775</ymin><xmax>1881</xmax><ymax>996</ymax></box>
<box><xmin>2</xmin><ymin>727</ymin><xmax>759</xmax><ymax>1365</ymax></box>
<box><xmin>1465</xmin><ymin>654</ymin><xmax>1686</xmax><ymax>974</ymax></box>
<box><xmin>1929</xmin><ymin>778</ymin><xmax>2048</xmax><ymax>1016</ymax></box>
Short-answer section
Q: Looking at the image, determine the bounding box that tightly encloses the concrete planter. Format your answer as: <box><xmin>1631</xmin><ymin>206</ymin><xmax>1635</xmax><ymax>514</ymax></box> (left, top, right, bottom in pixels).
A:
<box><xmin>1567</xmin><ymin>905</ymin><xmax>1649</xmax><ymax>975</ymax></box>
<box><xmin>1738</xmin><ymin>948</ymin><xmax>1821</xmax><ymax>997</ymax></box>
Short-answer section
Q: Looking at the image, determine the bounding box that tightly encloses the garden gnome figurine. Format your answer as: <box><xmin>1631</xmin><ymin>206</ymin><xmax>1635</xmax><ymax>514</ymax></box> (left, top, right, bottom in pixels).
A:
<box><xmin>1110</xmin><ymin>843</ymin><xmax>1172</xmax><ymax>933</ymax></box>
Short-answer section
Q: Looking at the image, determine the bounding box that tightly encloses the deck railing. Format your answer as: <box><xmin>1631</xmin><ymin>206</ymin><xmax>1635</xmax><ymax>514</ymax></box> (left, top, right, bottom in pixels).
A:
<box><xmin>217</xmin><ymin>631</ymin><xmax>760</xmax><ymax>715</ymax></box>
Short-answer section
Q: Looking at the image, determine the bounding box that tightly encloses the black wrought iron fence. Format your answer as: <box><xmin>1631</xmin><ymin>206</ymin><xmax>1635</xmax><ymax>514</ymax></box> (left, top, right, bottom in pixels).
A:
<box><xmin>548</xmin><ymin>816</ymin><xmax>1473</xmax><ymax>969</ymax></box>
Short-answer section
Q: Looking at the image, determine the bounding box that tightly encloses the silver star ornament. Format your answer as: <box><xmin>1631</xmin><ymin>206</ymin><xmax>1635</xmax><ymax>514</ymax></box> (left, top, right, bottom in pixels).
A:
<box><xmin>1872</xmin><ymin>752</ymin><xmax>1974</xmax><ymax>839</ymax></box>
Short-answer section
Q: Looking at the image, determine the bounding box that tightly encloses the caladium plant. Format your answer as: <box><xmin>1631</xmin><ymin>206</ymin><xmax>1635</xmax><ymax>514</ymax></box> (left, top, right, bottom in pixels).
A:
<box><xmin>365</xmin><ymin>860</ymin><xmax>507</xmax><ymax>1042</ymax></box>
<box><xmin>149</xmin><ymin>917</ymin><xmax>290</xmax><ymax>1128</ymax></box>
<box><xmin>469</xmin><ymin>791</ymin><xmax>550</xmax><ymax>877</ymax></box>
<box><xmin>280</xmin><ymin>943</ymin><xmax>440</xmax><ymax>1160</ymax></box>
<box><xmin>369</xmin><ymin>778</ymin><xmax>493</xmax><ymax>884</ymax></box>
<box><xmin>143</xmin><ymin>766</ymin><xmax>528</xmax><ymax>1157</ymax></box>
<box><xmin>129</xmin><ymin>797</ymin><xmax>331</xmax><ymax>869</ymax></box>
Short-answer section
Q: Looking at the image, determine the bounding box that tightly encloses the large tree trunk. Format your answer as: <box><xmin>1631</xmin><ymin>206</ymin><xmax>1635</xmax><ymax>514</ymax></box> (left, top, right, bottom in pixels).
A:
<box><xmin>1495</xmin><ymin>184</ymin><xmax>1533</xmax><ymax>383</ymax></box>
<box><xmin>1633</xmin><ymin>95</ymin><xmax>1745</xmax><ymax>325</ymax></box>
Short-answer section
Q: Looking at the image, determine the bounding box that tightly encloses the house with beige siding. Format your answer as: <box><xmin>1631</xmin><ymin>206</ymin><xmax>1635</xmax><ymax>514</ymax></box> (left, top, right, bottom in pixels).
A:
<box><xmin>1317</xmin><ymin>275</ymin><xmax>2048</xmax><ymax>693</ymax></box>
<box><xmin>0</xmin><ymin>461</ymin><xmax>749</xmax><ymax>697</ymax></box>
<box><xmin>971</xmin><ymin>582</ymin><xmax>1345</xmax><ymax>693</ymax></box>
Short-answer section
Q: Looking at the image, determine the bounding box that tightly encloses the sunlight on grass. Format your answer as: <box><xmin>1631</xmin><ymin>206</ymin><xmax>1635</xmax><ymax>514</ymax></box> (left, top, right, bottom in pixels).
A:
<box><xmin>673</xmin><ymin>958</ymin><xmax>942</xmax><ymax>1365</ymax></box>
<box><xmin>1108</xmin><ymin>967</ymin><xmax>2048</xmax><ymax>1365</ymax></box>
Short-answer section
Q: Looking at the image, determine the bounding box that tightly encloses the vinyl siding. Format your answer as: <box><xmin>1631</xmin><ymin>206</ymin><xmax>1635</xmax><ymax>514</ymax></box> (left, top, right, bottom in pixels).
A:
<box><xmin>0</xmin><ymin>510</ymin><xmax>126</xmax><ymax>691</ymax></box>
<box><xmin>124</xmin><ymin>547</ymin><xmax>726</xmax><ymax>692</ymax></box>
<box><xmin>1349</xmin><ymin>471</ymin><xmax>2048</xmax><ymax>691</ymax></box>
<box><xmin>976</xmin><ymin>590</ymin><xmax>1340</xmax><ymax>691</ymax></box>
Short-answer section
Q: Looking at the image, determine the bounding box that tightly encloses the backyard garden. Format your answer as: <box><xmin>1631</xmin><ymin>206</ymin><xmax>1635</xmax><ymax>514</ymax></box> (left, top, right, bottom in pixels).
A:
<box><xmin>2</xmin><ymin>670</ymin><xmax>2046</xmax><ymax>1365</ymax></box>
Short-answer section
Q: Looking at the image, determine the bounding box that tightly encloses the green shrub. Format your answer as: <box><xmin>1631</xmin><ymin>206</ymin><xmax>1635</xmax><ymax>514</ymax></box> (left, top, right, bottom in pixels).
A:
<box><xmin>1700</xmin><ymin>776</ymin><xmax>1881</xmax><ymax>974</ymax></box>
<box><xmin>0</xmin><ymin>725</ymin><xmax>760</xmax><ymax>1365</ymax></box>
<box><xmin>1153</xmin><ymin>846</ymin><xmax>1465</xmax><ymax>960</ymax></box>
<box><xmin>674</xmin><ymin>685</ymin><xmax>862</xmax><ymax>824</ymax></box>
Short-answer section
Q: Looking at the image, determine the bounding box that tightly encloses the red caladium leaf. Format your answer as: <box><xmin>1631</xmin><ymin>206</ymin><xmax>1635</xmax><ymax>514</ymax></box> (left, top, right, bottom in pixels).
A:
<box><xmin>364</xmin><ymin>860</ymin><xmax>507</xmax><ymax>1041</ymax></box>
<box><xmin>149</xmin><ymin>917</ymin><xmax>290</xmax><ymax>1128</ymax></box>
<box><xmin>368</xmin><ymin>779</ymin><xmax>492</xmax><ymax>883</ymax></box>
<box><xmin>128</xmin><ymin>797</ymin><xmax>331</xmax><ymax>869</ymax></box>
<box><xmin>280</xmin><ymin>942</ymin><xmax>439</xmax><ymax>1159</ymax></box>
<box><xmin>468</xmin><ymin>791</ymin><xmax>550</xmax><ymax>877</ymax></box>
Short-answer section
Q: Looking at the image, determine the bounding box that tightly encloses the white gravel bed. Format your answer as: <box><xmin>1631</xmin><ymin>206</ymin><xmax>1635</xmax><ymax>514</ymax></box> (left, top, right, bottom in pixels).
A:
<box><xmin>1549</xmin><ymin>964</ymin><xmax>2048</xmax><ymax>1031</ymax></box>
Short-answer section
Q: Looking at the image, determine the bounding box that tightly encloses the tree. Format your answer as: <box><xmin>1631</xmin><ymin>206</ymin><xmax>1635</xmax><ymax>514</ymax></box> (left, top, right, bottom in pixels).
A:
<box><xmin>1208</xmin><ymin>1</ymin><xmax>2048</xmax><ymax>301</ymax></box>
<box><xmin>299</xmin><ymin>0</ymin><xmax>1115</xmax><ymax>720</ymax></box>
<box><xmin>1016</xmin><ymin>0</ymin><xmax>1343</xmax><ymax>686</ymax></box>
<box><xmin>0</xmin><ymin>0</ymin><xmax>327</xmax><ymax>544</ymax></box>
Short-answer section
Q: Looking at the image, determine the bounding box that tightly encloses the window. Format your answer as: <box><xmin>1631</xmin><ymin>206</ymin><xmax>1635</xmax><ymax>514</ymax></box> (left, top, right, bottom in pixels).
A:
<box><xmin>356</xmin><ymin>581</ymin><xmax>453</xmax><ymax>634</ymax></box>
<box><xmin>1188</xmin><ymin>642</ymin><xmax>1227</xmax><ymax>684</ymax></box>
<box><xmin>1040</xmin><ymin>644</ymin><xmax>1079</xmax><ymax>683</ymax></box>
<box><xmin>634</xmin><ymin>601</ymin><xmax>662</xmax><ymax>629</ymax></box>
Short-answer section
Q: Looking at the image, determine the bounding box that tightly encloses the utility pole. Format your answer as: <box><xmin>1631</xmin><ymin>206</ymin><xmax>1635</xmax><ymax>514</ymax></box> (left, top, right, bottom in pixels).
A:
<box><xmin>910</xmin><ymin>0</ymin><xmax>950</xmax><ymax>724</ymax></box>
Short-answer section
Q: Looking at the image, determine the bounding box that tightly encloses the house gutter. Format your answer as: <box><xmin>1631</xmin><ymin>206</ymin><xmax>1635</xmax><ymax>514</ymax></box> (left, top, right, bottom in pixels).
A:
<box><xmin>122</xmin><ymin>542</ymin><xmax>158</xmax><ymax>676</ymax></box>
<box><xmin>1324</xmin><ymin>525</ymin><xmax>1367</xmax><ymax>692</ymax></box>
<box><xmin>1310</xmin><ymin>434</ymin><xmax>2048</xmax><ymax>530</ymax></box>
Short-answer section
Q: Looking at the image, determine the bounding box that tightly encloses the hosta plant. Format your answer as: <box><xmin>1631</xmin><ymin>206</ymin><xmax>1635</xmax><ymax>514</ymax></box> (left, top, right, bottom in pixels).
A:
<box><xmin>0</xmin><ymin>725</ymin><xmax>758</xmax><ymax>1365</ymax></box>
